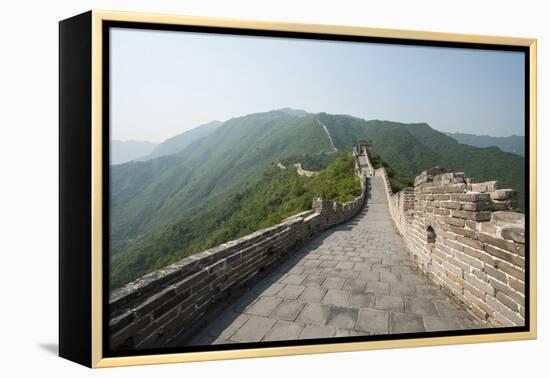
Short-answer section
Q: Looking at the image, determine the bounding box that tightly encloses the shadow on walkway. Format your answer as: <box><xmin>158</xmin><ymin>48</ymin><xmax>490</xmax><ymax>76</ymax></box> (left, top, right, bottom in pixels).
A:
<box><xmin>169</xmin><ymin>176</ymin><xmax>481</xmax><ymax>346</ymax></box>
<box><xmin>170</xmin><ymin>190</ymin><xmax>374</xmax><ymax>346</ymax></box>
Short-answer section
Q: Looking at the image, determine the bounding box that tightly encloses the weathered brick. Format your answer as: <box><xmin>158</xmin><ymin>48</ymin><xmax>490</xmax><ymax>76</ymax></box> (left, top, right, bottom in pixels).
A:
<box><xmin>483</xmin><ymin>264</ymin><xmax>507</xmax><ymax>283</ymax></box>
<box><xmin>434</xmin><ymin>208</ymin><xmax>450</xmax><ymax>216</ymax></box>
<box><xmin>440</xmin><ymin>273</ymin><xmax>463</xmax><ymax>295</ymax></box>
<box><xmin>442</xmin><ymin>238</ymin><xmax>464</xmax><ymax>252</ymax></box>
<box><xmin>508</xmin><ymin>277</ymin><xmax>525</xmax><ymax>293</ymax></box>
<box><xmin>485</xmin><ymin>245</ymin><xmax>524</xmax><ymax>267</ymax></box>
<box><xmin>517</xmin><ymin>244</ymin><xmax>525</xmax><ymax>257</ymax></box>
<box><xmin>464</xmin><ymin>290</ymin><xmax>493</xmax><ymax>315</ymax></box>
<box><xmin>493</xmin><ymin>312</ymin><xmax>515</xmax><ymax>327</ymax></box>
<box><xmin>490</xmin><ymin>189</ymin><xmax>516</xmax><ymax>201</ymax></box>
<box><xmin>461</xmin><ymin>201</ymin><xmax>495</xmax><ymax>211</ymax></box>
<box><xmin>488</xmin><ymin>277</ymin><xmax>524</xmax><ymax>305</ymax></box>
<box><xmin>479</xmin><ymin>222</ymin><xmax>498</xmax><ymax>236</ymax></box>
<box><xmin>501</xmin><ymin>227</ymin><xmax>525</xmax><ymax>243</ymax></box>
<box><xmin>441</xmin><ymin>183</ymin><xmax>467</xmax><ymax>193</ymax></box>
<box><xmin>478</xmin><ymin>233</ymin><xmax>520</xmax><ymax>254</ymax></box>
<box><xmin>463</xmin><ymin>246</ymin><xmax>496</xmax><ymax>267</ymax></box>
<box><xmin>469</xmin><ymin>302</ymin><xmax>489</xmax><ymax>321</ymax></box>
<box><xmin>442</xmin><ymin>216</ymin><xmax>466</xmax><ymax>227</ymax></box>
<box><xmin>446</xmin><ymin>255</ymin><xmax>470</xmax><ymax>273</ymax></box>
<box><xmin>491</xmin><ymin>211</ymin><xmax>524</xmax><ymax>225</ymax></box>
<box><xmin>495</xmin><ymin>260</ymin><xmax>524</xmax><ymax>280</ymax></box>
<box><xmin>109</xmin><ymin>311</ymin><xmax>134</xmax><ymax>335</ymax></box>
<box><xmin>471</xmin><ymin>181</ymin><xmax>497</xmax><ymax>193</ymax></box>
<box><xmin>491</xmin><ymin>200</ymin><xmax>516</xmax><ymax>211</ymax></box>
<box><xmin>465</xmin><ymin>220</ymin><xmax>478</xmax><ymax>230</ymax></box>
<box><xmin>430</xmin><ymin>260</ymin><xmax>446</xmax><ymax>276</ymax></box>
<box><xmin>496</xmin><ymin>291</ymin><xmax>520</xmax><ymax>312</ymax></box>
<box><xmin>160</xmin><ymin>310</ymin><xmax>195</xmax><ymax>342</ymax></box>
<box><xmin>430</xmin><ymin>186</ymin><xmax>446</xmax><ymax>194</ymax></box>
<box><xmin>452</xmin><ymin>210</ymin><xmax>492</xmax><ymax>222</ymax></box>
<box><xmin>437</xmin><ymin>229</ymin><xmax>457</xmax><ymax>241</ymax></box>
<box><xmin>175</xmin><ymin>270</ymin><xmax>209</xmax><ymax>293</ymax></box>
<box><xmin>464</xmin><ymin>273</ymin><xmax>495</xmax><ymax>296</ymax></box>
<box><xmin>436</xmin><ymin>243</ymin><xmax>453</xmax><ymax>256</ymax></box>
<box><xmin>456</xmin><ymin>235</ymin><xmax>484</xmax><ymax>250</ymax></box>
<box><xmin>441</xmin><ymin>260</ymin><xmax>464</xmax><ymax>278</ymax></box>
<box><xmin>134</xmin><ymin>287</ymin><xmax>176</xmax><ymax>318</ymax></box>
<box><xmin>152</xmin><ymin>292</ymin><xmax>190</xmax><ymax>319</ymax></box>
<box><xmin>471</xmin><ymin>268</ymin><xmax>487</xmax><ymax>282</ymax></box>
<box><xmin>455</xmin><ymin>251</ymin><xmax>484</xmax><ymax>270</ymax></box>
<box><xmin>433</xmin><ymin>172</ymin><xmax>456</xmax><ymax>183</ymax></box>
<box><xmin>431</xmin><ymin>248</ymin><xmax>448</xmax><ymax>262</ymax></box>
<box><xmin>451</xmin><ymin>193</ymin><xmax>491</xmax><ymax>202</ymax></box>
<box><xmin>440</xmin><ymin>201</ymin><xmax>461</xmax><ymax>210</ymax></box>
<box><xmin>486</xmin><ymin>296</ymin><xmax>524</xmax><ymax>325</ymax></box>
<box><xmin>443</xmin><ymin>224</ymin><xmax>476</xmax><ymax>239</ymax></box>
<box><xmin>111</xmin><ymin>315</ymin><xmax>152</xmax><ymax>348</ymax></box>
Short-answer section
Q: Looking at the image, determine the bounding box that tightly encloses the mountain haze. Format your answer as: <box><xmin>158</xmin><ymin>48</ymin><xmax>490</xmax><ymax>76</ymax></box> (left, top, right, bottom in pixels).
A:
<box><xmin>111</xmin><ymin>111</ymin><xmax>335</xmax><ymax>248</ymax></box>
<box><xmin>141</xmin><ymin>120</ymin><xmax>223</xmax><ymax>160</ymax></box>
<box><xmin>319</xmin><ymin>114</ymin><xmax>524</xmax><ymax>208</ymax></box>
<box><xmin>445</xmin><ymin>132</ymin><xmax>524</xmax><ymax>157</ymax></box>
<box><xmin>111</xmin><ymin>140</ymin><xmax>158</xmax><ymax>165</ymax></box>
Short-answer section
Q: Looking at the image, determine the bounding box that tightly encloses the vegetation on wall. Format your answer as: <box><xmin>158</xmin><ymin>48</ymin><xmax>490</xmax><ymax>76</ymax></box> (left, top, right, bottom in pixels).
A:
<box><xmin>279</xmin><ymin>151</ymin><xmax>342</xmax><ymax>171</ymax></box>
<box><xmin>369</xmin><ymin>154</ymin><xmax>414</xmax><ymax>192</ymax></box>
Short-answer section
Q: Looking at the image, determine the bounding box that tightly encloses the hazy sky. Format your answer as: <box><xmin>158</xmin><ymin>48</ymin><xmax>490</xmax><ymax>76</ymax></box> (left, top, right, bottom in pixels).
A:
<box><xmin>110</xmin><ymin>28</ymin><xmax>525</xmax><ymax>143</ymax></box>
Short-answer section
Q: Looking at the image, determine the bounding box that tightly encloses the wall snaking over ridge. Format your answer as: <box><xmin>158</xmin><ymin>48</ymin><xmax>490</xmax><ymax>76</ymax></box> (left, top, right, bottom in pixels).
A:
<box><xmin>108</xmin><ymin>149</ymin><xmax>368</xmax><ymax>350</ymax></box>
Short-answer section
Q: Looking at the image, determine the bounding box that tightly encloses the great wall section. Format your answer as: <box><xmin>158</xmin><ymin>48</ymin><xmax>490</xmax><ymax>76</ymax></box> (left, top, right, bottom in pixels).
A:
<box><xmin>376</xmin><ymin>163</ymin><xmax>525</xmax><ymax>327</ymax></box>
<box><xmin>109</xmin><ymin>142</ymin><xmax>525</xmax><ymax>349</ymax></box>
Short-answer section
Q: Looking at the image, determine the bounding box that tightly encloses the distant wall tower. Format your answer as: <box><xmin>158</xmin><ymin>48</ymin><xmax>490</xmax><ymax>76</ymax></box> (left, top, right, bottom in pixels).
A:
<box><xmin>354</xmin><ymin>140</ymin><xmax>372</xmax><ymax>156</ymax></box>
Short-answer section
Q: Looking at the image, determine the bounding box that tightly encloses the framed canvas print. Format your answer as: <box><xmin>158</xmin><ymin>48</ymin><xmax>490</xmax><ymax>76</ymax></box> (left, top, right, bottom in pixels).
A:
<box><xmin>59</xmin><ymin>10</ymin><xmax>537</xmax><ymax>368</ymax></box>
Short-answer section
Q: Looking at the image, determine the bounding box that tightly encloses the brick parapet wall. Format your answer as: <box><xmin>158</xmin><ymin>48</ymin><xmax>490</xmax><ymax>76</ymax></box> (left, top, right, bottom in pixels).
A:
<box><xmin>376</xmin><ymin>166</ymin><xmax>525</xmax><ymax>327</ymax></box>
<box><xmin>109</xmin><ymin>151</ymin><xmax>367</xmax><ymax>350</ymax></box>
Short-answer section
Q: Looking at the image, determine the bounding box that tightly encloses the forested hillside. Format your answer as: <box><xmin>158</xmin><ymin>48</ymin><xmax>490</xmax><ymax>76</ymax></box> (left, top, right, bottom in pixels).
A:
<box><xmin>110</xmin><ymin>155</ymin><xmax>361</xmax><ymax>289</ymax></box>
<box><xmin>110</xmin><ymin>110</ymin><xmax>335</xmax><ymax>252</ymax></box>
<box><xmin>319</xmin><ymin>114</ymin><xmax>525</xmax><ymax>210</ymax></box>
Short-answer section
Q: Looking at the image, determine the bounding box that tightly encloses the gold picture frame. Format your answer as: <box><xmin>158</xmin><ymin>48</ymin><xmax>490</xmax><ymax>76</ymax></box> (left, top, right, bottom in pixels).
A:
<box><xmin>59</xmin><ymin>9</ymin><xmax>537</xmax><ymax>368</ymax></box>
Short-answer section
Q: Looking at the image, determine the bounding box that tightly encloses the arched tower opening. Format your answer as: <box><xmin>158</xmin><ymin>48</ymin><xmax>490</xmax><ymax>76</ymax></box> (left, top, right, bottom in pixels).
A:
<box><xmin>426</xmin><ymin>225</ymin><xmax>436</xmax><ymax>244</ymax></box>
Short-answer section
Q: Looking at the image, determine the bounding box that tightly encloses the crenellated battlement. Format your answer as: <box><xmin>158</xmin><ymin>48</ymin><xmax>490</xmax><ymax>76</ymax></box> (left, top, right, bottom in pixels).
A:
<box><xmin>377</xmin><ymin>165</ymin><xmax>525</xmax><ymax>327</ymax></box>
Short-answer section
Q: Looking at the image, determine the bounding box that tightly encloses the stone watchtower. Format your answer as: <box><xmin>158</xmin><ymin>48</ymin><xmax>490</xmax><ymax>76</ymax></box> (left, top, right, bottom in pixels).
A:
<box><xmin>353</xmin><ymin>140</ymin><xmax>372</xmax><ymax>156</ymax></box>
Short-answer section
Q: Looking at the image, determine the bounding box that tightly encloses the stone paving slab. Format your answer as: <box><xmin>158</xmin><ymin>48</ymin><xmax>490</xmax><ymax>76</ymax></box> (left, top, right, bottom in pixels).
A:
<box><xmin>183</xmin><ymin>176</ymin><xmax>482</xmax><ymax>346</ymax></box>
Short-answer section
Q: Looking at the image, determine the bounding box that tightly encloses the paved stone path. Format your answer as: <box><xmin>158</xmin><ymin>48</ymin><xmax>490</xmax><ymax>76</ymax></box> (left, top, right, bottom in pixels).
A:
<box><xmin>184</xmin><ymin>176</ymin><xmax>480</xmax><ymax>345</ymax></box>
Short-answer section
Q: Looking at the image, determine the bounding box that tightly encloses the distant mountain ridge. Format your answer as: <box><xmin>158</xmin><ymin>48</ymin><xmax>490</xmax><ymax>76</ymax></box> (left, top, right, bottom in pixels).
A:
<box><xmin>140</xmin><ymin>120</ymin><xmax>223</xmax><ymax>161</ymax></box>
<box><xmin>111</xmin><ymin>110</ymin><xmax>335</xmax><ymax>243</ymax></box>
<box><xmin>316</xmin><ymin>115</ymin><xmax>524</xmax><ymax>209</ymax></box>
<box><xmin>445</xmin><ymin>132</ymin><xmax>524</xmax><ymax>156</ymax></box>
<box><xmin>111</xmin><ymin>140</ymin><xmax>157</xmax><ymax>165</ymax></box>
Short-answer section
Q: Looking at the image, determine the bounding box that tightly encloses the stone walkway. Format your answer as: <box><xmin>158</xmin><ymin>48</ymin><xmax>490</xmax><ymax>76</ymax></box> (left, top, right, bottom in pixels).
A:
<box><xmin>183</xmin><ymin>176</ymin><xmax>480</xmax><ymax>345</ymax></box>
